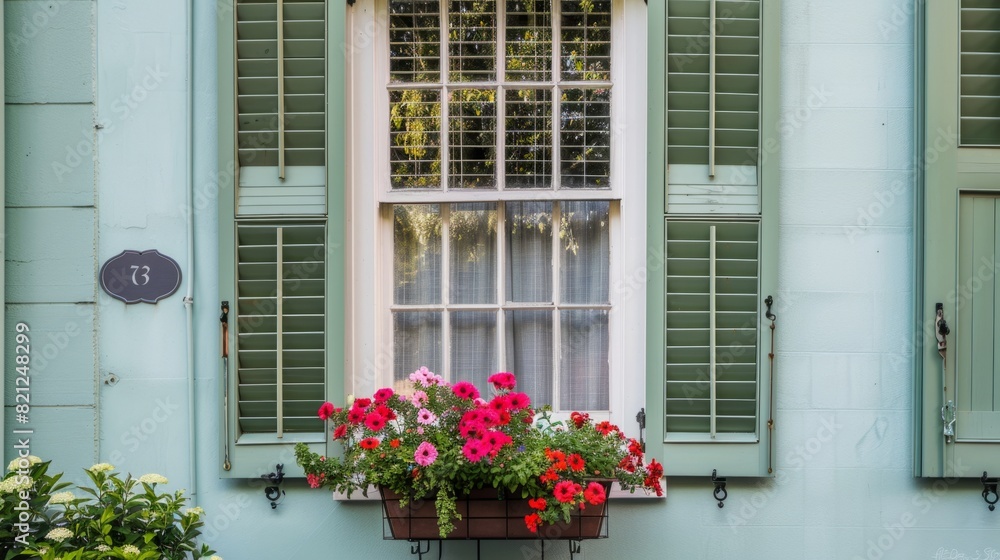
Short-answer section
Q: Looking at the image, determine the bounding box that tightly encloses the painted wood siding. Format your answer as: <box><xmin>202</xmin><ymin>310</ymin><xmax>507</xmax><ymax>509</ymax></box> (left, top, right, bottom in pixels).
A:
<box><xmin>3</xmin><ymin>0</ymin><xmax>98</xmax><ymax>476</ymax></box>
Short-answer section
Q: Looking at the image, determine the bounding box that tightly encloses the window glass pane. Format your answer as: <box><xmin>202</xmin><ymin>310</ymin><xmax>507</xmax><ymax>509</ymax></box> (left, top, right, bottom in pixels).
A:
<box><xmin>560</xmin><ymin>201</ymin><xmax>609</xmax><ymax>303</ymax></box>
<box><xmin>506</xmin><ymin>201</ymin><xmax>553</xmax><ymax>302</ymax></box>
<box><xmin>450</xmin><ymin>203</ymin><xmax>497</xmax><ymax>303</ymax></box>
<box><xmin>560</xmin><ymin>88</ymin><xmax>611</xmax><ymax>188</ymax></box>
<box><xmin>505</xmin><ymin>309</ymin><xmax>553</xmax><ymax>407</ymax></box>
<box><xmin>449</xmin><ymin>0</ymin><xmax>497</xmax><ymax>82</ymax></box>
<box><xmin>560</xmin><ymin>309</ymin><xmax>609</xmax><ymax>410</ymax></box>
<box><xmin>449</xmin><ymin>89</ymin><xmax>497</xmax><ymax>189</ymax></box>
<box><xmin>506</xmin><ymin>0</ymin><xmax>553</xmax><ymax>81</ymax></box>
<box><xmin>389</xmin><ymin>0</ymin><xmax>442</xmax><ymax>83</ymax></box>
<box><xmin>560</xmin><ymin>0</ymin><xmax>611</xmax><ymax>81</ymax></box>
<box><xmin>394</xmin><ymin>205</ymin><xmax>442</xmax><ymax>304</ymax></box>
<box><xmin>393</xmin><ymin>312</ymin><xmax>443</xmax><ymax>389</ymax></box>
<box><xmin>451</xmin><ymin>311</ymin><xmax>498</xmax><ymax>387</ymax></box>
<box><xmin>391</xmin><ymin>90</ymin><xmax>443</xmax><ymax>189</ymax></box>
<box><xmin>505</xmin><ymin>88</ymin><xmax>553</xmax><ymax>189</ymax></box>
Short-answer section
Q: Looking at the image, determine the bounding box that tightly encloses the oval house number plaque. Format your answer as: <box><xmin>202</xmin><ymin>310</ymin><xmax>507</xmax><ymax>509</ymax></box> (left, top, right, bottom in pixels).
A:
<box><xmin>100</xmin><ymin>250</ymin><xmax>182</xmax><ymax>304</ymax></box>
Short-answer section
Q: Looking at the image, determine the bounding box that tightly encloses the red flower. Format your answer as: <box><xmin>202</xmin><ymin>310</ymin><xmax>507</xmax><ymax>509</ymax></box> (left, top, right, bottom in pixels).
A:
<box><xmin>527</xmin><ymin>497</ymin><xmax>547</xmax><ymax>511</ymax></box>
<box><xmin>567</xmin><ymin>453</ymin><xmax>585</xmax><ymax>472</ymax></box>
<box><xmin>373</xmin><ymin>387</ymin><xmax>394</xmax><ymax>403</ymax></box>
<box><xmin>359</xmin><ymin>437</ymin><xmax>380</xmax><ymax>450</ymax></box>
<box><xmin>583</xmin><ymin>482</ymin><xmax>606</xmax><ymax>505</ymax></box>
<box><xmin>452</xmin><ymin>381</ymin><xmax>481</xmax><ymax>400</ymax></box>
<box><xmin>346</xmin><ymin>408</ymin><xmax>365</xmax><ymax>425</ymax></box>
<box><xmin>390</xmin><ymin>438</ymin><xmax>401</xmax><ymax>448</ymax></box>
<box><xmin>376</xmin><ymin>404</ymin><xmax>397</xmax><ymax>421</ymax></box>
<box><xmin>539</xmin><ymin>468</ymin><xmax>559</xmax><ymax>484</ymax></box>
<box><xmin>628</xmin><ymin>438</ymin><xmax>643</xmax><ymax>457</ymax></box>
<box><xmin>595</xmin><ymin>421</ymin><xmax>616</xmax><ymax>435</ymax></box>
<box><xmin>553</xmin><ymin>480</ymin><xmax>581</xmax><ymax>503</ymax></box>
<box><xmin>317</xmin><ymin>402</ymin><xmax>336</xmax><ymax>420</ymax></box>
<box><xmin>524</xmin><ymin>513</ymin><xmax>541</xmax><ymax>533</ymax></box>
<box><xmin>306</xmin><ymin>473</ymin><xmax>326</xmax><ymax>489</ymax></box>
<box><xmin>332</xmin><ymin>424</ymin><xmax>348</xmax><ymax>440</ymax></box>
<box><xmin>353</xmin><ymin>398</ymin><xmax>372</xmax><ymax>409</ymax></box>
<box><xmin>570</xmin><ymin>411</ymin><xmax>590</xmax><ymax>429</ymax></box>
<box><xmin>488</xmin><ymin>396</ymin><xmax>508</xmax><ymax>413</ymax></box>
<box><xmin>365</xmin><ymin>412</ymin><xmax>387</xmax><ymax>431</ymax></box>
<box><xmin>498</xmin><ymin>411</ymin><xmax>511</xmax><ymax>425</ymax></box>
<box><xmin>488</xmin><ymin>372</ymin><xmax>517</xmax><ymax>391</ymax></box>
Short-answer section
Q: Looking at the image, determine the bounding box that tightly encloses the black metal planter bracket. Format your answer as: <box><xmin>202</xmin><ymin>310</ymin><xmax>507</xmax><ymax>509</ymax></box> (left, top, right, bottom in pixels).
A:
<box><xmin>712</xmin><ymin>469</ymin><xmax>728</xmax><ymax>508</ymax></box>
<box><xmin>982</xmin><ymin>472</ymin><xmax>998</xmax><ymax>511</ymax></box>
<box><xmin>408</xmin><ymin>540</ymin><xmax>440</xmax><ymax>560</ymax></box>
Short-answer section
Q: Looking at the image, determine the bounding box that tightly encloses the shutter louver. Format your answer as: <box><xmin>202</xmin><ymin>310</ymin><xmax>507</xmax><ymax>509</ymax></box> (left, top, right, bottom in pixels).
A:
<box><xmin>236</xmin><ymin>0</ymin><xmax>327</xmax><ymax>215</ymax></box>
<box><xmin>666</xmin><ymin>0</ymin><xmax>760</xmax><ymax>167</ymax></box>
<box><xmin>960</xmin><ymin>0</ymin><xmax>1000</xmax><ymax>146</ymax></box>
<box><xmin>236</xmin><ymin>222</ymin><xmax>326</xmax><ymax>439</ymax></box>
<box><xmin>664</xmin><ymin>220</ymin><xmax>759</xmax><ymax>439</ymax></box>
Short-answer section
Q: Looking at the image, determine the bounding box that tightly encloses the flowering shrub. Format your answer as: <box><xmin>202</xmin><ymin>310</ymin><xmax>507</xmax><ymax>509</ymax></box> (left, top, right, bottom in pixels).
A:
<box><xmin>295</xmin><ymin>369</ymin><xmax>663</xmax><ymax>538</ymax></box>
<box><xmin>0</xmin><ymin>458</ymin><xmax>218</xmax><ymax>560</ymax></box>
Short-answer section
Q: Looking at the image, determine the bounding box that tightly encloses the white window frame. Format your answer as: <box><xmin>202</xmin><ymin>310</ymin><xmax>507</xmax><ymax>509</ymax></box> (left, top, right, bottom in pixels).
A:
<box><xmin>346</xmin><ymin>0</ymin><xmax>647</xmax><ymax>433</ymax></box>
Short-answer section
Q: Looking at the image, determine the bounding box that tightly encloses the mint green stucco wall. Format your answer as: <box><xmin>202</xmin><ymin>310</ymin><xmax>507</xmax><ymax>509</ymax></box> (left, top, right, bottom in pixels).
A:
<box><xmin>3</xmin><ymin>0</ymin><xmax>98</xmax><ymax>484</ymax></box>
<box><xmin>4</xmin><ymin>1</ymin><xmax>1000</xmax><ymax>559</ymax></box>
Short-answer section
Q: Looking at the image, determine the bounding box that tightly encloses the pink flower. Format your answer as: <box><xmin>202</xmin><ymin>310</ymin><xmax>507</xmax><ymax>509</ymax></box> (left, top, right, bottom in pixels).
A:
<box><xmin>411</xmin><ymin>390</ymin><xmax>428</xmax><ymax>407</ymax></box>
<box><xmin>414</xmin><ymin>442</ymin><xmax>438</xmax><ymax>466</ymax></box>
<box><xmin>317</xmin><ymin>402</ymin><xmax>336</xmax><ymax>420</ymax></box>
<box><xmin>417</xmin><ymin>408</ymin><xmax>437</xmax><ymax>425</ymax></box>
<box><xmin>452</xmin><ymin>381</ymin><xmax>480</xmax><ymax>400</ymax></box>
<box><xmin>346</xmin><ymin>408</ymin><xmax>365</xmax><ymax>425</ymax></box>
<box><xmin>374</xmin><ymin>388</ymin><xmax>394</xmax><ymax>403</ymax></box>
<box><xmin>332</xmin><ymin>424</ymin><xmax>348</xmax><ymax>439</ymax></box>
<box><xmin>488</xmin><ymin>372</ymin><xmax>516</xmax><ymax>391</ymax></box>
<box><xmin>462</xmin><ymin>439</ymin><xmax>488</xmax><ymax>463</ymax></box>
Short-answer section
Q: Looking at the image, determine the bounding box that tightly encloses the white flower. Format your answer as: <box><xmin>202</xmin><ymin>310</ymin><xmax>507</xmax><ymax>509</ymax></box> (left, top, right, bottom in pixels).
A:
<box><xmin>0</xmin><ymin>475</ymin><xmax>33</xmax><ymax>494</ymax></box>
<box><xmin>7</xmin><ymin>455</ymin><xmax>41</xmax><ymax>472</ymax></box>
<box><xmin>96</xmin><ymin>544</ymin><xmax>111</xmax><ymax>552</ymax></box>
<box><xmin>210</xmin><ymin>556</ymin><xmax>224</xmax><ymax>560</ymax></box>
<box><xmin>88</xmin><ymin>463</ymin><xmax>114</xmax><ymax>473</ymax></box>
<box><xmin>138</xmin><ymin>473</ymin><xmax>168</xmax><ymax>485</ymax></box>
<box><xmin>48</xmin><ymin>491</ymin><xmax>75</xmax><ymax>505</ymax></box>
<box><xmin>183</xmin><ymin>506</ymin><xmax>205</xmax><ymax>518</ymax></box>
<box><xmin>45</xmin><ymin>527</ymin><xmax>73</xmax><ymax>542</ymax></box>
<box><xmin>121</xmin><ymin>544</ymin><xmax>140</xmax><ymax>558</ymax></box>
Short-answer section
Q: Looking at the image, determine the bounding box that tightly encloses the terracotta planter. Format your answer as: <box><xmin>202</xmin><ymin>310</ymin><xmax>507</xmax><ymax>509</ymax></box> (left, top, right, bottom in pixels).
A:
<box><xmin>380</xmin><ymin>482</ymin><xmax>610</xmax><ymax>540</ymax></box>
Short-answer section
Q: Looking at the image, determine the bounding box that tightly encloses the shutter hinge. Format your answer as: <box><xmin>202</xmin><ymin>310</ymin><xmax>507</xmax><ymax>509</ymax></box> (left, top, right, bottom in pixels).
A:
<box><xmin>635</xmin><ymin>408</ymin><xmax>646</xmax><ymax>452</ymax></box>
<box><xmin>982</xmin><ymin>472</ymin><xmax>998</xmax><ymax>511</ymax></box>
<box><xmin>712</xmin><ymin>469</ymin><xmax>728</xmax><ymax>508</ymax></box>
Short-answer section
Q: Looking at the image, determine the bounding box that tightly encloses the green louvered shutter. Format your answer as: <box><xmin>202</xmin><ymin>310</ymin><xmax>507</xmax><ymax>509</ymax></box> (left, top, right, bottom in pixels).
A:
<box><xmin>918</xmin><ymin>0</ymin><xmax>1000</xmax><ymax>477</ymax></box>
<box><xmin>221</xmin><ymin>0</ymin><xmax>333</xmax><ymax>478</ymax></box>
<box><xmin>960</xmin><ymin>0</ymin><xmax>1000</xmax><ymax>146</ymax></box>
<box><xmin>650</xmin><ymin>0</ymin><xmax>778</xmax><ymax>478</ymax></box>
<box><xmin>235</xmin><ymin>223</ymin><xmax>326</xmax><ymax>439</ymax></box>
<box><xmin>236</xmin><ymin>0</ymin><xmax>326</xmax><ymax>214</ymax></box>
<box><xmin>665</xmin><ymin>221</ymin><xmax>759</xmax><ymax>437</ymax></box>
<box><xmin>665</xmin><ymin>0</ymin><xmax>760</xmax><ymax>214</ymax></box>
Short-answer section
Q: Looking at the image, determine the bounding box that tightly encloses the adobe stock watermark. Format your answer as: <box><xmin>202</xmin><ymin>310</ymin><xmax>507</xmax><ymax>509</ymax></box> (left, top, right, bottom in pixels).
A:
<box><xmin>846</xmin><ymin>125</ymin><xmax>958</xmax><ymax>243</ymax></box>
<box><xmin>727</xmin><ymin>415</ymin><xmax>842</xmax><ymax>531</ymax></box>
<box><xmin>51</xmin><ymin>65</ymin><xmax>170</xmax><ymax>183</ymax></box>
<box><xmin>879</xmin><ymin>0</ymin><xmax>923</xmax><ymax>41</ymax></box>
<box><xmin>7</xmin><ymin>0</ymin><xmax>72</xmax><ymax>55</ymax></box>
<box><xmin>852</xmin><ymin>458</ymin><xmax>973</xmax><ymax>560</ymax></box>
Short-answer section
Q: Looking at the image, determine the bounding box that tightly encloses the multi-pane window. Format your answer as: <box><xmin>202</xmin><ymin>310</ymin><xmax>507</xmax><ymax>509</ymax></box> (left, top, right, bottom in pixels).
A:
<box><xmin>385</xmin><ymin>0</ymin><xmax>616</xmax><ymax>411</ymax></box>
<box><xmin>387</xmin><ymin>0</ymin><xmax>613</xmax><ymax>191</ymax></box>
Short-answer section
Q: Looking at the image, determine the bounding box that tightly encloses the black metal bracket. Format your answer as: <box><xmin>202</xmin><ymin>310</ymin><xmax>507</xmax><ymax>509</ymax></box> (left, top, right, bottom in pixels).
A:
<box><xmin>408</xmin><ymin>540</ymin><xmax>440</xmax><ymax>560</ymax></box>
<box><xmin>347</xmin><ymin>0</ymin><xmax>356</xmax><ymax>5</ymax></box>
<box><xmin>262</xmin><ymin>464</ymin><xmax>285</xmax><ymax>509</ymax></box>
<box><xmin>712</xmin><ymin>469</ymin><xmax>728</xmax><ymax>508</ymax></box>
<box><xmin>636</xmin><ymin>408</ymin><xmax>646</xmax><ymax>452</ymax></box>
<box><xmin>765</xmin><ymin>295</ymin><xmax>776</xmax><ymax>321</ymax></box>
<box><xmin>982</xmin><ymin>472</ymin><xmax>998</xmax><ymax>511</ymax></box>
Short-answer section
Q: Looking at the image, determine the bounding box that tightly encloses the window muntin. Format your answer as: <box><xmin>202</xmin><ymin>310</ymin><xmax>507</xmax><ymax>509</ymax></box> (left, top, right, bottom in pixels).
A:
<box><xmin>390</xmin><ymin>201</ymin><xmax>611</xmax><ymax>411</ymax></box>
<box><xmin>387</xmin><ymin>0</ymin><xmax>613</xmax><ymax>192</ymax></box>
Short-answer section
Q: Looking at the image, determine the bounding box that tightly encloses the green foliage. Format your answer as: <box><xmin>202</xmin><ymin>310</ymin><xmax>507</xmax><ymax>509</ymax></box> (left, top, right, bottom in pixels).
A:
<box><xmin>0</xmin><ymin>460</ymin><xmax>217</xmax><ymax>560</ymax></box>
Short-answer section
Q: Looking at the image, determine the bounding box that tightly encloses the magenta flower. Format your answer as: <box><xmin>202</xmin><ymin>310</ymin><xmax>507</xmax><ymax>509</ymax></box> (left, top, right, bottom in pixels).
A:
<box><xmin>365</xmin><ymin>412</ymin><xmax>386</xmax><ymax>431</ymax></box>
<box><xmin>452</xmin><ymin>381</ymin><xmax>480</xmax><ymax>400</ymax></box>
<box><xmin>462</xmin><ymin>439</ymin><xmax>488</xmax><ymax>463</ymax></box>
<box><xmin>317</xmin><ymin>402</ymin><xmax>335</xmax><ymax>420</ymax></box>
<box><xmin>488</xmin><ymin>372</ymin><xmax>516</xmax><ymax>391</ymax></box>
<box><xmin>373</xmin><ymin>387</ymin><xmax>394</xmax><ymax>403</ymax></box>
<box><xmin>414</xmin><ymin>442</ymin><xmax>438</xmax><ymax>466</ymax></box>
